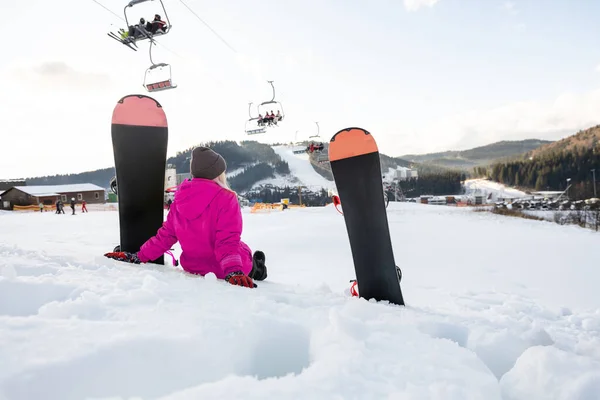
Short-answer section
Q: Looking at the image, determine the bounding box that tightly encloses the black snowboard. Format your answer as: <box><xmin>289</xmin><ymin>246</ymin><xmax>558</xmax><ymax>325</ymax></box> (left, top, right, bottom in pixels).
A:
<box><xmin>328</xmin><ymin>127</ymin><xmax>405</xmax><ymax>306</ymax></box>
<box><xmin>111</xmin><ymin>94</ymin><xmax>168</xmax><ymax>264</ymax></box>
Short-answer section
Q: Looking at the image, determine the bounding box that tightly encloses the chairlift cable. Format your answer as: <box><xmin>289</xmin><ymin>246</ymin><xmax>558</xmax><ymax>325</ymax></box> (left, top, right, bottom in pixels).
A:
<box><xmin>178</xmin><ymin>0</ymin><xmax>237</xmax><ymax>53</ymax></box>
<box><xmin>92</xmin><ymin>0</ymin><xmax>126</xmax><ymax>22</ymax></box>
<box><xmin>153</xmin><ymin>41</ymin><xmax>184</xmax><ymax>59</ymax></box>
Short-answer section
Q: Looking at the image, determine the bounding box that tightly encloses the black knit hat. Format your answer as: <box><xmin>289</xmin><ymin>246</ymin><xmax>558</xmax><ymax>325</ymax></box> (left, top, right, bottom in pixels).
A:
<box><xmin>190</xmin><ymin>146</ymin><xmax>227</xmax><ymax>179</ymax></box>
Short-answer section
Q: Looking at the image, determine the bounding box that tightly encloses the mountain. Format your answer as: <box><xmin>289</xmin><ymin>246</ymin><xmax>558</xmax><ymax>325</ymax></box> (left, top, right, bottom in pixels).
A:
<box><xmin>480</xmin><ymin>125</ymin><xmax>600</xmax><ymax>200</ymax></box>
<box><xmin>400</xmin><ymin>139</ymin><xmax>553</xmax><ymax>170</ymax></box>
<box><xmin>19</xmin><ymin>141</ymin><xmax>420</xmax><ymax>193</ymax></box>
<box><xmin>15</xmin><ymin>140</ymin><xmax>465</xmax><ymax>199</ymax></box>
<box><xmin>23</xmin><ymin>141</ymin><xmax>289</xmax><ymax>192</ymax></box>
<box><xmin>527</xmin><ymin>125</ymin><xmax>600</xmax><ymax>159</ymax></box>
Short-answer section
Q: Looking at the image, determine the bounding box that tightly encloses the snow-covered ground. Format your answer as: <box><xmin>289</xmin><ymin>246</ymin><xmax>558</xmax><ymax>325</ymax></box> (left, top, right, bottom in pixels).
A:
<box><xmin>1</xmin><ymin>204</ymin><xmax>600</xmax><ymax>399</ymax></box>
<box><xmin>464</xmin><ymin>179</ymin><xmax>529</xmax><ymax>201</ymax></box>
<box><xmin>227</xmin><ymin>164</ymin><xmax>258</xmax><ymax>179</ymax></box>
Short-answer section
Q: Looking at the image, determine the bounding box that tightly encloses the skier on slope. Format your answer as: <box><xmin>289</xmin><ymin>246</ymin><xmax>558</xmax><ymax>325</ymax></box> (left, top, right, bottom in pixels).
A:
<box><xmin>104</xmin><ymin>146</ymin><xmax>267</xmax><ymax>288</ymax></box>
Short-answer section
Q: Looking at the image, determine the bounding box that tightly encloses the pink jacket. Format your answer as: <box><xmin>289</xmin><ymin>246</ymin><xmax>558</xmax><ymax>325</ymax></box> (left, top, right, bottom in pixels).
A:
<box><xmin>138</xmin><ymin>178</ymin><xmax>253</xmax><ymax>279</ymax></box>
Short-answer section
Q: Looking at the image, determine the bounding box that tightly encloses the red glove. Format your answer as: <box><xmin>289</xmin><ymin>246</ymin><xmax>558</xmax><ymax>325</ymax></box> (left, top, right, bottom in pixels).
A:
<box><xmin>104</xmin><ymin>251</ymin><xmax>141</xmax><ymax>264</ymax></box>
<box><xmin>225</xmin><ymin>271</ymin><xmax>256</xmax><ymax>288</ymax></box>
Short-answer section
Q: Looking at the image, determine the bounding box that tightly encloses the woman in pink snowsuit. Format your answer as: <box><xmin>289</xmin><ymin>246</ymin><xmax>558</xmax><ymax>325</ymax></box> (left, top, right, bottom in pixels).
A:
<box><xmin>105</xmin><ymin>146</ymin><xmax>267</xmax><ymax>288</ymax></box>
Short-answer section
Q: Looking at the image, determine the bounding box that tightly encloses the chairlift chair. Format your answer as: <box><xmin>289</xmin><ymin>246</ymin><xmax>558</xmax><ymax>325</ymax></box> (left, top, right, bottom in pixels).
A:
<box><xmin>246</xmin><ymin>127</ymin><xmax>267</xmax><ymax>135</ymax></box>
<box><xmin>257</xmin><ymin>81</ymin><xmax>285</xmax><ymax>126</ymax></box>
<box><xmin>309</xmin><ymin>122</ymin><xmax>320</xmax><ymax>139</ymax></box>
<box><xmin>124</xmin><ymin>0</ymin><xmax>172</xmax><ymax>43</ymax></box>
<box><xmin>143</xmin><ymin>63</ymin><xmax>177</xmax><ymax>92</ymax></box>
<box><xmin>244</xmin><ymin>102</ymin><xmax>267</xmax><ymax>135</ymax></box>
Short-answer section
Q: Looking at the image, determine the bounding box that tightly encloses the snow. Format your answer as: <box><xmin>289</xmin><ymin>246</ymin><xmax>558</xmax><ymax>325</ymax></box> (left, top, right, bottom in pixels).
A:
<box><xmin>382</xmin><ymin>167</ymin><xmax>397</xmax><ymax>183</ymax></box>
<box><xmin>227</xmin><ymin>163</ymin><xmax>260</xmax><ymax>179</ymax></box>
<box><xmin>1</xmin><ymin>203</ymin><xmax>599</xmax><ymax>399</ymax></box>
<box><xmin>264</xmin><ymin>145</ymin><xmax>336</xmax><ymax>191</ymax></box>
<box><xmin>251</xmin><ymin>173</ymin><xmax>302</xmax><ymax>189</ymax></box>
<box><xmin>464</xmin><ymin>178</ymin><xmax>529</xmax><ymax>201</ymax></box>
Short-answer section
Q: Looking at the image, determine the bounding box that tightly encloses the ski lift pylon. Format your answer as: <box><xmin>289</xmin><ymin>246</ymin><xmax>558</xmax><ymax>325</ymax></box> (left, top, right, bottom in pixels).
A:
<box><xmin>143</xmin><ymin>62</ymin><xmax>177</xmax><ymax>92</ymax></box>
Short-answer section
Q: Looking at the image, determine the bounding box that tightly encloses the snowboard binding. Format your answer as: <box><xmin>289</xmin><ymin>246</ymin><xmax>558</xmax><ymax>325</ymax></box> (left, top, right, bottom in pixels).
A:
<box><xmin>349</xmin><ymin>266</ymin><xmax>402</xmax><ymax>297</ymax></box>
<box><xmin>110</xmin><ymin>176</ymin><xmax>118</xmax><ymax>195</ymax></box>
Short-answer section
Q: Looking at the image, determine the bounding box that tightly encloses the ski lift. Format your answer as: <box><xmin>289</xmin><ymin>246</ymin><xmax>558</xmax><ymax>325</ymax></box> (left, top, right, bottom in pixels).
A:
<box><xmin>144</xmin><ymin>62</ymin><xmax>177</xmax><ymax>92</ymax></box>
<box><xmin>124</xmin><ymin>0</ymin><xmax>172</xmax><ymax>42</ymax></box>
<box><xmin>108</xmin><ymin>0</ymin><xmax>172</xmax><ymax>50</ymax></box>
<box><xmin>257</xmin><ymin>80</ymin><xmax>285</xmax><ymax>127</ymax></box>
<box><xmin>245</xmin><ymin>102</ymin><xmax>266</xmax><ymax>135</ymax></box>
<box><xmin>309</xmin><ymin>122</ymin><xmax>321</xmax><ymax>139</ymax></box>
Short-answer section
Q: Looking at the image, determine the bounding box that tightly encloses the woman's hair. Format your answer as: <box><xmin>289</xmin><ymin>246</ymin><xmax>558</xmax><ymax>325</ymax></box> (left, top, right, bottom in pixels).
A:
<box><xmin>213</xmin><ymin>172</ymin><xmax>236</xmax><ymax>194</ymax></box>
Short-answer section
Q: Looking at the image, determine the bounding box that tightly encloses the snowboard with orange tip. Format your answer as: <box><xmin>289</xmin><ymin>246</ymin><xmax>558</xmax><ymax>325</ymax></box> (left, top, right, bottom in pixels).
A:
<box><xmin>329</xmin><ymin>127</ymin><xmax>404</xmax><ymax>306</ymax></box>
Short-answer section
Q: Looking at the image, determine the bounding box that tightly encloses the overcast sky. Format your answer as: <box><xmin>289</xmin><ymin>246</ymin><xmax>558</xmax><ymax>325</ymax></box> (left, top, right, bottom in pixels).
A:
<box><xmin>2</xmin><ymin>0</ymin><xmax>600</xmax><ymax>179</ymax></box>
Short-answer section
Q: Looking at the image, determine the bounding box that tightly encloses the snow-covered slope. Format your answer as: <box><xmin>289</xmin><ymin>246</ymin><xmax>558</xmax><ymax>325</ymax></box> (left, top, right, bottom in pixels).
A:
<box><xmin>464</xmin><ymin>178</ymin><xmax>529</xmax><ymax>201</ymax></box>
<box><xmin>1</xmin><ymin>205</ymin><xmax>599</xmax><ymax>399</ymax></box>
<box><xmin>248</xmin><ymin>145</ymin><xmax>336</xmax><ymax>191</ymax></box>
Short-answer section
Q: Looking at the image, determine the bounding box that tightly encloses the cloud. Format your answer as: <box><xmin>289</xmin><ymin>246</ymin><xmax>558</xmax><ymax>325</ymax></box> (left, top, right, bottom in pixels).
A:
<box><xmin>9</xmin><ymin>61</ymin><xmax>113</xmax><ymax>91</ymax></box>
<box><xmin>403</xmin><ymin>0</ymin><xmax>440</xmax><ymax>12</ymax></box>
<box><xmin>405</xmin><ymin>87</ymin><xmax>600</xmax><ymax>153</ymax></box>
<box><xmin>596</xmin><ymin>64</ymin><xmax>600</xmax><ymax>73</ymax></box>
<box><xmin>502</xmin><ymin>1</ymin><xmax>518</xmax><ymax>14</ymax></box>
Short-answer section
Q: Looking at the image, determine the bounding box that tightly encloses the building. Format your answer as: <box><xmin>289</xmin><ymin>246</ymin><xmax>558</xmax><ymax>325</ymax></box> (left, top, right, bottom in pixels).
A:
<box><xmin>530</xmin><ymin>191</ymin><xmax>565</xmax><ymax>201</ymax></box>
<box><xmin>395</xmin><ymin>167</ymin><xmax>418</xmax><ymax>181</ymax></box>
<box><xmin>0</xmin><ymin>183</ymin><xmax>105</xmax><ymax>210</ymax></box>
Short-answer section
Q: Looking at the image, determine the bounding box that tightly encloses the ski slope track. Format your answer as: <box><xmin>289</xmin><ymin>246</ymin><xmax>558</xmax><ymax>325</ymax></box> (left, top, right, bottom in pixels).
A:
<box><xmin>1</xmin><ymin>204</ymin><xmax>600</xmax><ymax>399</ymax></box>
<box><xmin>464</xmin><ymin>178</ymin><xmax>529</xmax><ymax>201</ymax></box>
<box><xmin>271</xmin><ymin>145</ymin><xmax>336</xmax><ymax>191</ymax></box>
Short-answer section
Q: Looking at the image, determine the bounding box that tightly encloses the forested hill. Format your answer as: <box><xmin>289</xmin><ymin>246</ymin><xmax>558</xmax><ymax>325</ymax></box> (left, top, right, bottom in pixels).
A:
<box><xmin>25</xmin><ymin>141</ymin><xmax>290</xmax><ymax>191</ymax></box>
<box><xmin>400</xmin><ymin>139</ymin><xmax>552</xmax><ymax>170</ymax></box>
<box><xmin>527</xmin><ymin>125</ymin><xmax>600</xmax><ymax>159</ymax></box>
<box><xmin>21</xmin><ymin>140</ymin><xmax>466</xmax><ymax>196</ymax></box>
<box><xmin>476</xmin><ymin>125</ymin><xmax>600</xmax><ymax>200</ymax></box>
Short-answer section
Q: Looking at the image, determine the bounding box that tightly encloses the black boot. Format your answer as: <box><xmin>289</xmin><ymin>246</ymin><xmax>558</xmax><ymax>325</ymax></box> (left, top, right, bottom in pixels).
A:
<box><xmin>249</xmin><ymin>250</ymin><xmax>267</xmax><ymax>281</ymax></box>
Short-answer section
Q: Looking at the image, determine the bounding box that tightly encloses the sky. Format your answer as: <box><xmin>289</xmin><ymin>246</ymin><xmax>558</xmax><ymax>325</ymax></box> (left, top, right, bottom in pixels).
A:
<box><xmin>2</xmin><ymin>0</ymin><xmax>600</xmax><ymax>179</ymax></box>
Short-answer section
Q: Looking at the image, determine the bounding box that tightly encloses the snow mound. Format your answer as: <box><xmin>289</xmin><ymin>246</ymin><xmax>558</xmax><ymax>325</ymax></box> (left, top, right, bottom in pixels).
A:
<box><xmin>500</xmin><ymin>346</ymin><xmax>600</xmax><ymax>400</ymax></box>
<box><xmin>1</xmin><ymin>202</ymin><xmax>600</xmax><ymax>399</ymax></box>
<box><xmin>0</xmin><ymin>246</ymin><xmax>499</xmax><ymax>400</ymax></box>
